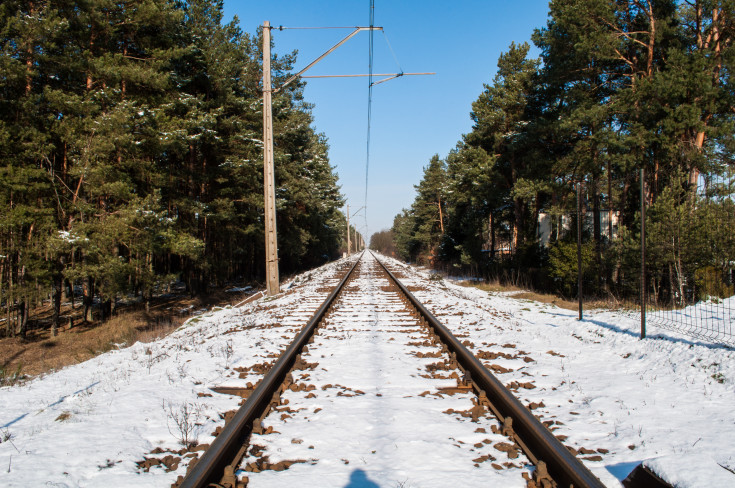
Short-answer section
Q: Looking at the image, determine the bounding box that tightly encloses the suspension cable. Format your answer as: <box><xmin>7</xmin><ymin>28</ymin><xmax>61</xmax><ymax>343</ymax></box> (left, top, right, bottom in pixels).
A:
<box><xmin>382</xmin><ymin>30</ymin><xmax>403</xmax><ymax>74</ymax></box>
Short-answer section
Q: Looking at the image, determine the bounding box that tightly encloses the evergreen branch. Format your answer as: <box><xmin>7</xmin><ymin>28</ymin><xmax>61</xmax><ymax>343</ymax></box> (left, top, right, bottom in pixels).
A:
<box><xmin>610</xmin><ymin>28</ymin><xmax>651</xmax><ymax>50</ymax></box>
<box><xmin>594</xmin><ymin>14</ymin><xmax>651</xmax><ymax>50</ymax></box>
<box><xmin>613</xmin><ymin>47</ymin><xmax>638</xmax><ymax>70</ymax></box>
<box><xmin>52</xmin><ymin>172</ymin><xmax>75</xmax><ymax>197</ymax></box>
<box><xmin>41</xmin><ymin>156</ymin><xmax>71</xmax><ymax>224</ymax></box>
<box><xmin>122</xmin><ymin>55</ymin><xmax>154</xmax><ymax>62</ymax></box>
<box><xmin>630</xmin><ymin>0</ymin><xmax>654</xmax><ymax>21</ymax></box>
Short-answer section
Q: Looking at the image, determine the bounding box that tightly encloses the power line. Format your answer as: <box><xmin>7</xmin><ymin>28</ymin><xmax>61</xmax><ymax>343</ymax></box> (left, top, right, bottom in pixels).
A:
<box><xmin>365</xmin><ymin>0</ymin><xmax>375</xmax><ymax>235</ymax></box>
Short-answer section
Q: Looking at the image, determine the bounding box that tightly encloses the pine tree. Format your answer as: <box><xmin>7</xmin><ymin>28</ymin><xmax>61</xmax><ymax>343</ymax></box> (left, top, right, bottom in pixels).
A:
<box><xmin>392</xmin><ymin>155</ymin><xmax>448</xmax><ymax>265</ymax></box>
<box><xmin>391</xmin><ymin>209</ymin><xmax>417</xmax><ymax>262</ymax></box>
<box><xmin>0</xmin><ymin>0</ymin><xmax>61</xmax><ymax>335</ymax></box>
<box><xmin>441</xmin><ymin>145</ymin><xmax>498</xmax><ymax>266</ymax></box>
<box><xmin>466</xmin><ymin>42</ymin><xmax>540</xmax><ymax>252</ymax></box>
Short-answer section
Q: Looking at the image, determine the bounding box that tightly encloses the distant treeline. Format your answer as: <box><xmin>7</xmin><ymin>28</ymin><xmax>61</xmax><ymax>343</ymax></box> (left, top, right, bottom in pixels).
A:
<box><xmin>392</xmin><ymin>1</ymin><xmax>735</xmax><ymax>300</ymax></box>
<box><xmin>1</xmin><ymin>0</ymin><xmax>346</xmax><ymax>336</ymax></box>
<box><xmin>369</xmin><ymin>229</ymin><xmax>397</xmax><ymax>257</ymax></box>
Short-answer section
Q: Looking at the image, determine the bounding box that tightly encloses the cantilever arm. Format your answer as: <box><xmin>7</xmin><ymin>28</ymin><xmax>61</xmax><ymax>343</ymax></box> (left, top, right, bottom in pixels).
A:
<box><xmin>274</xmin><ymin>26</ymin><xmax>383</xmax><ymax>93</ymax></box>
<box><xmin>300</xmin><ymin>72</ymin><xmax>435</xmax><ymax>82</ymax></box>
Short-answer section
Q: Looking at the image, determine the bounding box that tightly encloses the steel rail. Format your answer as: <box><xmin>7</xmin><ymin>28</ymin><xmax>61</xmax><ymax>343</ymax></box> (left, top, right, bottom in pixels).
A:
<box><xmin>179</xmin><ymin>254</ymin><xmax>363</xmax><ymax>488</ymax></box>
<box><xmin>371</xmin><ymin>251</ymin><xmax>606</xmax><ymax>488</ymax></box>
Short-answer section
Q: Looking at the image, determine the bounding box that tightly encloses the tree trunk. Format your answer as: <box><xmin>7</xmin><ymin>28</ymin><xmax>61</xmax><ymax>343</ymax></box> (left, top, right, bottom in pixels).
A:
<box><xmin>87</xmin><ymin>23</ymin><xmax>95</xmax><ymax>91</ymax></box>
<box><xmin>674</xmin><ymin>247</ymin><xmax>685</xmax><ymax>307</ymax></box>
<box><xmin>19</xmin><ymin>300</ymin><xmax>28</xmax><ymax>339</ymax></box>
<box><xmin>489</xmin><ymin>213</ymin><xmax>496</xmax><ymax>258</ymax></box>
<box><xmin>52</xmin><ymin>272</ymin><xmax>62</xmax><ymax>336</ymax></box>
<box><xmin>6</xmin><ymin>268</ymin><xmax>13</xmax><ymax>337</ymax></box>
<box><xmin>101</xmin><ymin>298</ymin><xmax>112</xmax><ymax>322</ymax></box>
<box><xmin>0</xmin><ymin>261</ymin><xmax>4</xmax><ymax>336</ymax></box>
<box><xmin>668</xmin><ymin>262</ymin><xmax>676</xmax><ymax>307</ymax></box>
<box><xmin>592</xmin><ymin>176</ymin><xmax>602</xmax><ymax>291</ymax></box>
<box><xmin>121</xmin><ymin>39</ymin><xmax>127</xmax><ymax>97</ymax></box>
<box><xmin>5</xmin><ymin>300</ymin><xmax>10</xmax><ymax>338</ymax></box>
<box><xmin>438</xmin><ymin>197</ymin><xmax>445</xmax><ymax>235</ymax></box>
<box><xmin>25</xmin><ymin>2</ymin><xmax>35</xmax><ymax>95</ymax></box>
<box><xmin>513</xmin><ymin>197</ymin><xmax>523</xmax><ymax>252</ymax></box>
<box><xmin>83</xmin><ymin>277</ymin><xmax>95</xmax><ymax>322</ymax></box>
<box><xmin>65</xmin><ymin>278</ymin><xmax>74</xmax><ymax>310</ymax></box>
<box><xmin>607</xmin><ymin>160</ymin><xmax>613</xmax><ymax>242</ymax></box>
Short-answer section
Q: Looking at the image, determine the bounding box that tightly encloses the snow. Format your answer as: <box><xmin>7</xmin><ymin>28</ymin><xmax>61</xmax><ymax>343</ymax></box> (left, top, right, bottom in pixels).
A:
<box><xmin>239</xmin><ymin>255</ymin><xmax>531</xmax><ymax>487</ymax></box>
<box><xmin>644</xmin><ymin>454</ymin><xmax>735</xmax><ymax>487</ymax></box>
<box><xmin>381</xmin><ymin>255</ymin><xmax>735</xmax><ymax>487</ymax></box>
<box><xmin>1</xmin><ymin>253</ymin><xmax>733</xmax><ymax>487</ymax></box>
<box><xmin>57</xmin><ymin>230</ymin><xmax>86</xmax><ymax>243</ymax></box>
<box><xmin>225</xmin><ymin>286</ymin><xmax>253</xmax><ymax>293</ymax></box>
<box><xmin>646</xmin><ymin>296</ymin><xmax>735</xmax><ymax>347</ymax></box>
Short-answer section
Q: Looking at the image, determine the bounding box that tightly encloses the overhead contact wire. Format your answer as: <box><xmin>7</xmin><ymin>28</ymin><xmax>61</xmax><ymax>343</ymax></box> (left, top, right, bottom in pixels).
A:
<box><xmin>365</xmin><ymin>0</ymin><xmax>375</xmax><ymax>235</ymax></box>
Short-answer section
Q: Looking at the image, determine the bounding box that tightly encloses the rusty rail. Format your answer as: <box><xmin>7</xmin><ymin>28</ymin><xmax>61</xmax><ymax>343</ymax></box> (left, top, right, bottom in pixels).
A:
<box><xmin>182</xmin><ymin>251</ymin><xmax>607</xmax><ymax>488</ymax></box>
<box><xmin>371</xmin><ymin>251</ymin><xmax>606</xmax><ymax>488</ymax></box>
<box><xmin>179</xmin><ymin>255</ymin><xmax>362</xmax><ymax>488</ymax></box>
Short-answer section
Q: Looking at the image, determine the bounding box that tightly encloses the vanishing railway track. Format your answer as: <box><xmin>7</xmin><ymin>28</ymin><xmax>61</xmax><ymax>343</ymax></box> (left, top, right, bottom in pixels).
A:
<box><xmin>179</xmin><ymin>252</ymin><xmax>606</xmax><ymax>488</ymax></box>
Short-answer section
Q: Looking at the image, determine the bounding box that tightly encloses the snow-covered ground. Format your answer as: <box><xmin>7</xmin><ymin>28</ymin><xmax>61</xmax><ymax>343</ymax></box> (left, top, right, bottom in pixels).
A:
<box><xmin>381</xmin><ymin>254</ymin><xmax>735</xmax><ymax>487</ymax></box>
<box><xmin>646</xmin><ymin>296</ymin><xmax>735</xmax><ymax>348</ymax></box>
<box><xmin>239</xmin><ymin>253</ymin><xmax>534</xmax><ymax>487</ymax></box>
<box><xmin>1</xmin><ymin>253</ymin><xmax>733</xmax><ymax>487</ymax></box>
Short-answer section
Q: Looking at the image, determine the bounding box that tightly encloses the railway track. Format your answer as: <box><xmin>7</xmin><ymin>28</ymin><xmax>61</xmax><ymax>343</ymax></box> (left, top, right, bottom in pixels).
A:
<box><xmin>178</xmin><ymin>252</ymin><xmax>607</xmax><ymax>488</ymax></box>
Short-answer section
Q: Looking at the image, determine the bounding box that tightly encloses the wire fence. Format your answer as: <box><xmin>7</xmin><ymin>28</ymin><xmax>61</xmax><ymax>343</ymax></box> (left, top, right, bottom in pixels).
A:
<box><xmin>422</xmin><ymin>166</ymin><xmax>735</xmax><ymax>348</ymax></box>
<box><xmin>641</xmin><ymin>169</ymin><xmax>735</xmax><ymax>347</ymax></box>
<box><xmin>646</xmin><ymin>297</ymin><xmax>735</xmax><ymax>346</ymax></box>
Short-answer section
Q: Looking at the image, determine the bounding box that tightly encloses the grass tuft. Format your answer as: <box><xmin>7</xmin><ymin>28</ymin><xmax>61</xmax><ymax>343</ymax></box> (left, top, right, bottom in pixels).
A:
<box><xmin>55</xmin><ymin>412</ymin><xmax>72</xmax><ymax>422</ymax></box>
<box><xmin>0</xmin><ymin>363</ymin><xmax>25</xmax><ymax>387</ymax></box>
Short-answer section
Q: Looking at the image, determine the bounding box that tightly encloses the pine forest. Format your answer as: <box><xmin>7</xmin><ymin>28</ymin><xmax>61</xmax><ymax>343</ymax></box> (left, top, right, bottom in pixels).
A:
<box><xmin>388</xmin><ymin>0</ymin><xmax>735</xmax><ymax>304</ymax></box>
<box><xmin>4</xmin><ymin>0</ymin><xmax>735</xmax><ymax>340</ymax></box>
<box><xmin>0</xmin><ymin>0</ymin><xmax>347</xmax><ymax>337</ymax></box>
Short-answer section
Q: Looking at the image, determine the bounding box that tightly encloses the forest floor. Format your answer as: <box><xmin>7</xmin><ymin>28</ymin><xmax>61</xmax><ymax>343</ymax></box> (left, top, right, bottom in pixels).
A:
<box><xmin>0</xmin><ymin>287</ymin><xmax>257</xmax><ymax>381</ymax></box>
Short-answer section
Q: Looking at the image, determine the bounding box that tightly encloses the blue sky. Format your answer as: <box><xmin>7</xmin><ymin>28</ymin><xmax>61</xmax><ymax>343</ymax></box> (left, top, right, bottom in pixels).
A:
<box><xmin>223</xmin><ymin>1</ymin><xmax>551</xmax><ymax>240</ymax></box>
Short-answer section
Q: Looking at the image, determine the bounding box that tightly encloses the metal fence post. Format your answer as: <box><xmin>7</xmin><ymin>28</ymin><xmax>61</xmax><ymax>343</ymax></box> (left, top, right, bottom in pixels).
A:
<box><xmin>577</xmin><ymin>181</ymin><xmax>583</xmax><ymax>321</ymax></box>
<box><xmin>640</xmin><ymin>167</ymin><xmax>646</xmax><ymax>339</ymax></box>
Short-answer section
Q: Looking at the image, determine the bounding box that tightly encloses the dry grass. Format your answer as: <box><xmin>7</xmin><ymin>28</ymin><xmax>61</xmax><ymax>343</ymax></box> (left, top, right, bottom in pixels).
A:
<box><xmin>0</xmin><ymin>311</ymin><xmax>183</xmax><ymax>379</ymax></box>
<box><xmin>0</xmin><ymin>289</ymin><xmax>253</xmax><ymax>382</ymax></box>
<box><xmin>458</xmin><ymin>280</ymin><xmax>525</xmax><ymax>294</ymax></box>
<box><xmin>459</xmin><ymin>280</ymin><xmax>619</xmax><ymax>311</ymax></box>
<box><xmin>511</xmin><ymin>291</ymin><xmax>582</xmax><ymax>311</ymax></box>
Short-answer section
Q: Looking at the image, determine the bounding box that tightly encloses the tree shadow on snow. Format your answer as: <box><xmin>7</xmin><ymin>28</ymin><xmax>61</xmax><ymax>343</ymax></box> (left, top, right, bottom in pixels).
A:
<box><xmin>2</xmin><ymin>381</ymin><xmax>100</xmax><ymax>428</ymax></box>
<box><xmin>539</xmin><ymin>310</ymin><xmax>733</xmax><ymax>350</ymax></box>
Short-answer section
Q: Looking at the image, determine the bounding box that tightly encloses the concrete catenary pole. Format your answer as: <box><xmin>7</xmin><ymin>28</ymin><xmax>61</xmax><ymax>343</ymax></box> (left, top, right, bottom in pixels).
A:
<box><xmin>346</xmin><ymin>203</ymin><xmax>351</xmax><ymax>255</ymax></box>
<box><xmin>263</xmin><ymin>21</ymin><xmax>279</xmax><ymax>296</ymax></box>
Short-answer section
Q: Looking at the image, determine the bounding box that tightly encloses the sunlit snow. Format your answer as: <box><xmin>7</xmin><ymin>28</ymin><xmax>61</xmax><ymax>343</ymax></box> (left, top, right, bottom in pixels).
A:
<box><xmin>0</xmin><ymin>254</ymin><xmax>732</xmax><ymax>487</ymax></box>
